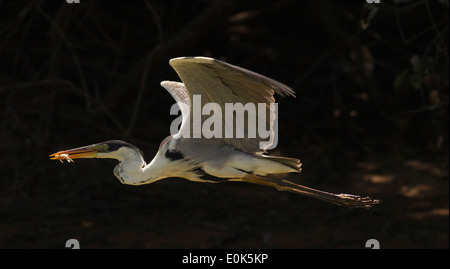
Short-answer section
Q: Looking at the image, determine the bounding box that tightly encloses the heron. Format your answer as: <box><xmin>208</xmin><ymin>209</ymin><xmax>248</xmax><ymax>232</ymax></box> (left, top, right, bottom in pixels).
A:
<box><xmin>50</xmin><ymin>56</ymin><xmax>379</xmax><ymax>208</ymax></box>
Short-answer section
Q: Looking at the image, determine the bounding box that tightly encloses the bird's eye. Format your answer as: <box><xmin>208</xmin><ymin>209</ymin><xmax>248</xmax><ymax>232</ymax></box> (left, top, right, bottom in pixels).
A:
<box><xmin>95</xmin><ymin>144</ymin><xmax>109</xmax><ymax>152</ymax></box>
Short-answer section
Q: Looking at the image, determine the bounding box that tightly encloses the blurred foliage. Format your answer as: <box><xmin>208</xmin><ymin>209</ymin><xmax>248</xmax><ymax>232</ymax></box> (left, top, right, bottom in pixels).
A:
<box><xmin>0</xmin><ymin>0</ymin><xmax>448</xmax><ymax>248</ymax></box>
<box><xmin>0</xmin><ymin>0</ymin><xmax>447</xmax><ymax>164</ymax></box>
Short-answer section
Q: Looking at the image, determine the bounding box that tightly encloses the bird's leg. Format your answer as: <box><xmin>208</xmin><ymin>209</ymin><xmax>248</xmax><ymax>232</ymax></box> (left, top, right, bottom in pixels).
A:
<box><xmin>237</xmin><ymin>175</ymin><xmax>380</xmax><ymax>209</ymax></box>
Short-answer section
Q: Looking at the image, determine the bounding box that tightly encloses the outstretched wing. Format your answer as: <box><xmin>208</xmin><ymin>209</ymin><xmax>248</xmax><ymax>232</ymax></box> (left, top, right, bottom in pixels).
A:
<box><xmin>160</xmin><ymin>80</ymin><xmax>191</xmax><ymax>140</ymax></box>
<box><xmin>161</xmin><ymin>56</ymin><xmax>295</xmax><ymax>154</ymax></box>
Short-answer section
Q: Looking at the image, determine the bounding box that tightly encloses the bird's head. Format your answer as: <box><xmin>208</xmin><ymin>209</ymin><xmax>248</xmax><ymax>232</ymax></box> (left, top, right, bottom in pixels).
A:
<box><xmin>50</xmin><ymin>140</ymin><xmax>143</xmax><ymax>162</ymax></box>
<box><xmin>50</xmin><ymin>140</ymin><xmax>147</xmax><ymax>184</ymax></box>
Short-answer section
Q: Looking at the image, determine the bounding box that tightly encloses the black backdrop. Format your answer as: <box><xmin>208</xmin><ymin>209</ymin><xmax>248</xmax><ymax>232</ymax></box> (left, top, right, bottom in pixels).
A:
<box><xmin>0</xmin><ymin>0</ymin><xmax>448</xmax><ymax>249</ymax></box>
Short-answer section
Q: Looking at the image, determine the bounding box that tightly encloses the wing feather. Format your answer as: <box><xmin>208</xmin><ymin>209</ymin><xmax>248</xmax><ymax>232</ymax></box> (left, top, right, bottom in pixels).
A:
<box><xmin>162</xmin><ymin>56</ymin><xmax>294</xmax><ymax>154</ymax></box>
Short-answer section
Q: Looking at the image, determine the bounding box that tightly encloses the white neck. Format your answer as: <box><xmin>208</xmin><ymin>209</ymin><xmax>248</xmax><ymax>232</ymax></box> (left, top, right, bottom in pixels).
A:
<box><xmin>98</xmin><ymin>147</ymin><xmax>169</xmax><ymax>185</ymax></box>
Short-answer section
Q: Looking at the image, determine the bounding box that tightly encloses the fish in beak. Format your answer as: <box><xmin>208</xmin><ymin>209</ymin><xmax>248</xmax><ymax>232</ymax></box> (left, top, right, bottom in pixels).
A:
<box><xmin>49</xmin><ymin>144</ymin><xmax>100</xmax><ymax>163</ymax></box>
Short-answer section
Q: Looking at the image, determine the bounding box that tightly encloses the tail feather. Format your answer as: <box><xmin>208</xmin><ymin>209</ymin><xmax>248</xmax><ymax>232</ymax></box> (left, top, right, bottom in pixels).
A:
<box><xmin>232</xmin><ymin>174</ymin><xmax>380</xmax><ymax>209</ymax></box>
<box><xmin>256</xmin><ymin>155</ymin><xmax>302</xmax><ymax>172</ymax></box>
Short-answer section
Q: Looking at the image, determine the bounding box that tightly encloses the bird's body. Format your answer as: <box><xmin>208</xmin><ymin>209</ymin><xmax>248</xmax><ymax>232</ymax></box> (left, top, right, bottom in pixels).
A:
<box><xmin>50</xmin><ymin>57</ymin><xmax>379</xmax><ymax>208</ymax></box>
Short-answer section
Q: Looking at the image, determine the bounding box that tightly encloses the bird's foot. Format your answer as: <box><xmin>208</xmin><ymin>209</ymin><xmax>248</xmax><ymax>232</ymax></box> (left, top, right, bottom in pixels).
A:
<box><xmin>335</xmin><ymin>193</ymin><xmax>381</xmax><ymax>209</ymax></box>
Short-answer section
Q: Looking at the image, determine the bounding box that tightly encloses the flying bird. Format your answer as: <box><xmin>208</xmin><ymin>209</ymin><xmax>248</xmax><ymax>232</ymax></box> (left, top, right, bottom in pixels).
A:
<box><xmin>50</xmin><ymin>57</ymin><xmax>379</xmax><ymax>208</ymax></box>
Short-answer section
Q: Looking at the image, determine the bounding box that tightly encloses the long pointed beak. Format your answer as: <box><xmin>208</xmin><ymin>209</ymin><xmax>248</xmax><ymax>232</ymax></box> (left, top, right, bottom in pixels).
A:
<box><xmin>49</xmin><ymin>145</ymin><xmax>99</xmax><ymax>163</ymax></box>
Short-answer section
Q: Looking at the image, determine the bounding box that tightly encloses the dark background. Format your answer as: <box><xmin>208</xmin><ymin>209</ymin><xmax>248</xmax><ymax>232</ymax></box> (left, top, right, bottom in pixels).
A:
<box><xmin>0</xmin><ymin>0</ymin><xmax>448</xmax><ymax>249</ymax></box>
